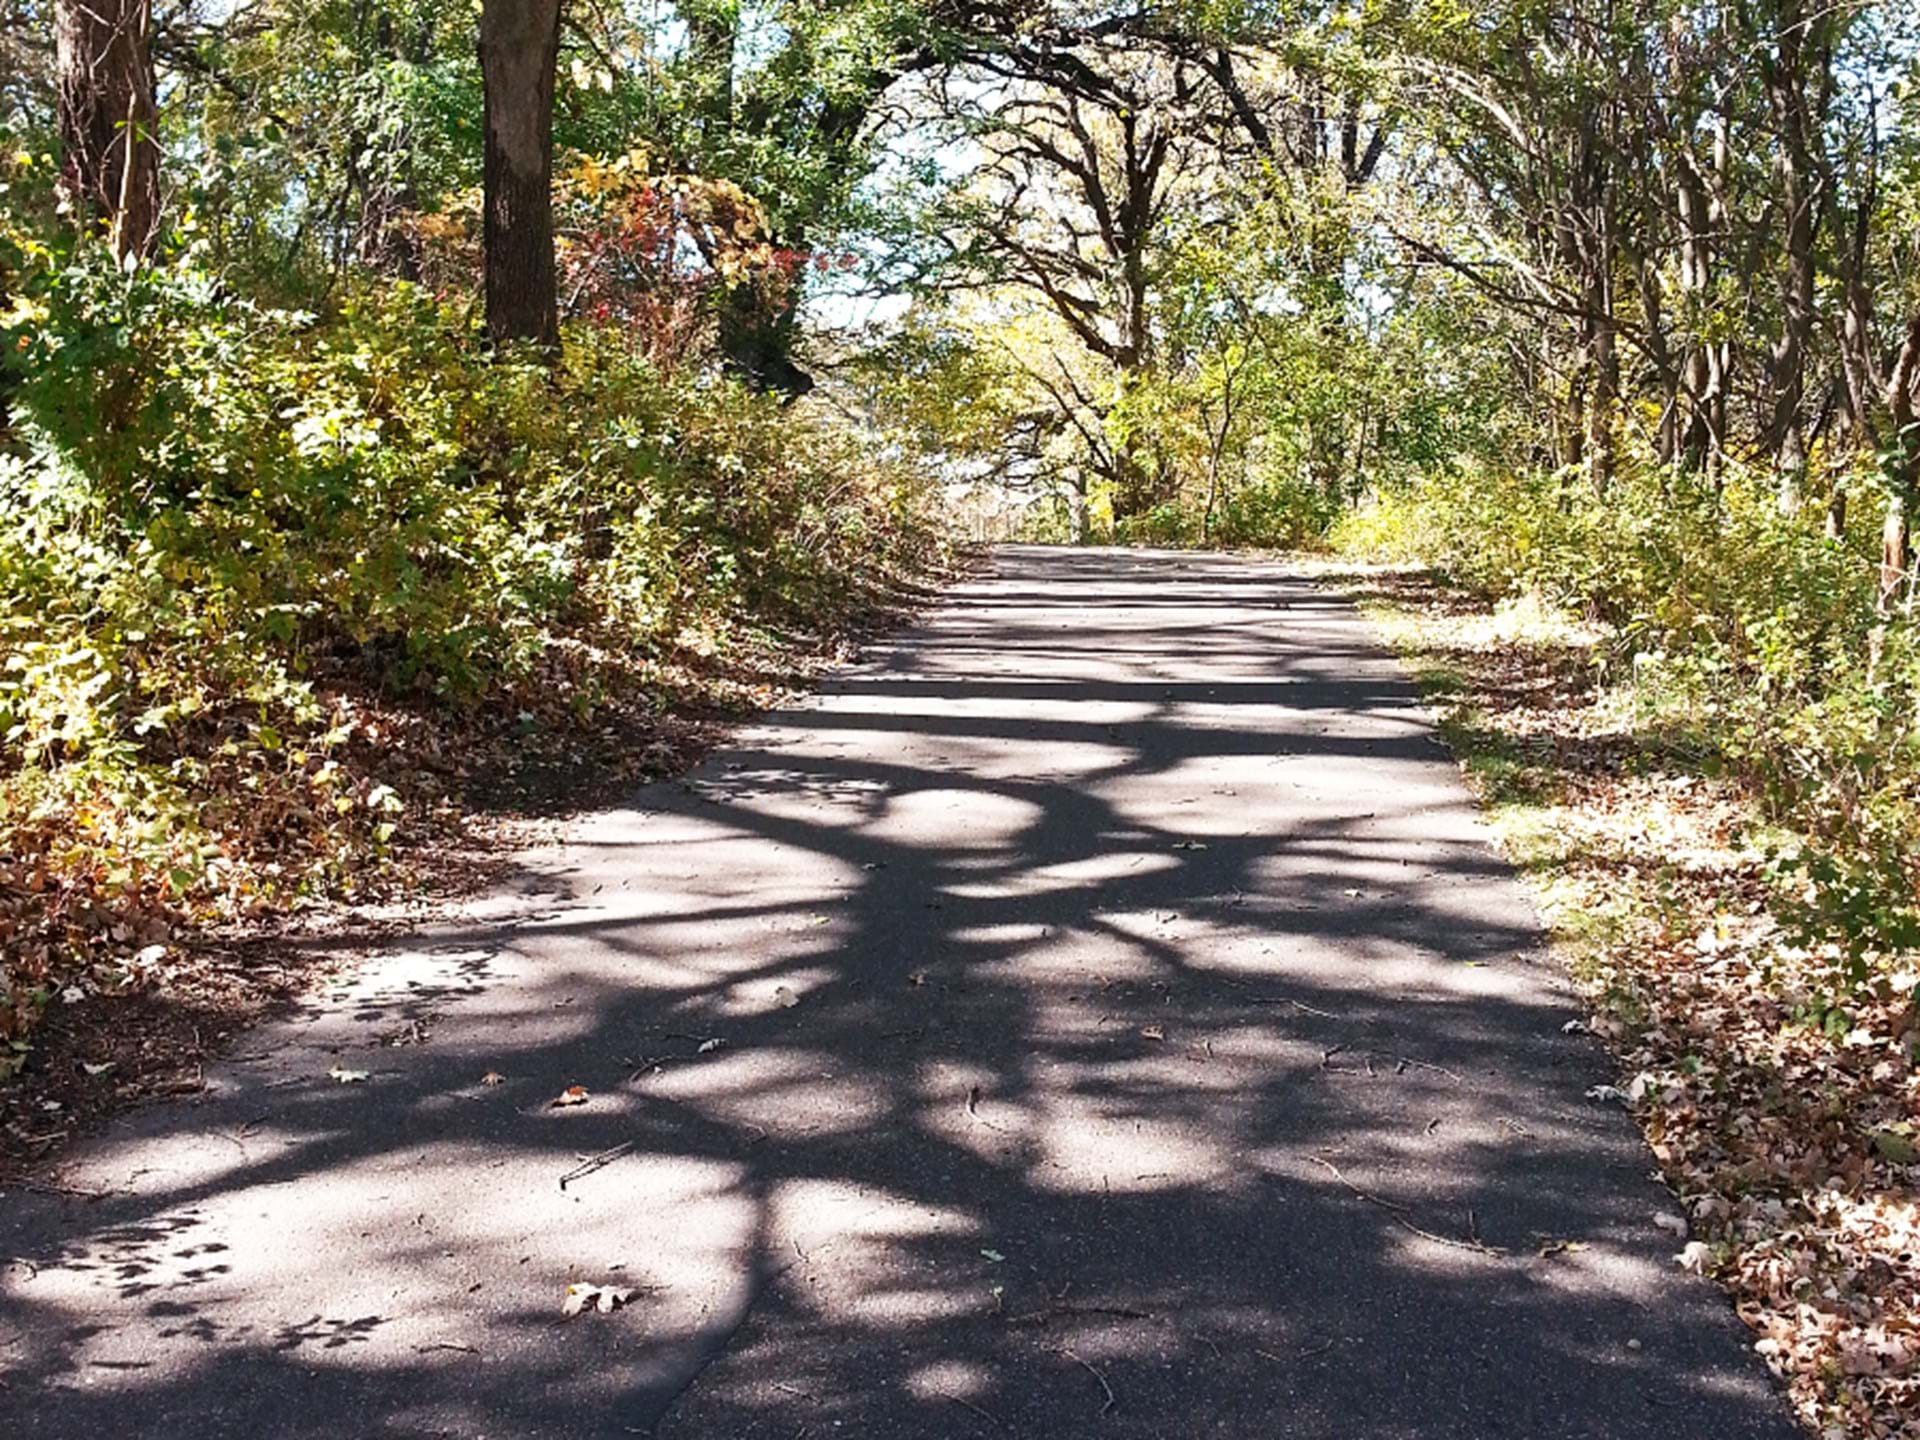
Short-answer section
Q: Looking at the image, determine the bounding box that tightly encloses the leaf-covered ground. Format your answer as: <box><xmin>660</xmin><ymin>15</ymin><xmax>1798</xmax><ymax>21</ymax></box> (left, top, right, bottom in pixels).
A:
<box><xmin>1336</xmin><ymin>565</ymin><xmax>1920</xmax><ymax>1439</ymax></box>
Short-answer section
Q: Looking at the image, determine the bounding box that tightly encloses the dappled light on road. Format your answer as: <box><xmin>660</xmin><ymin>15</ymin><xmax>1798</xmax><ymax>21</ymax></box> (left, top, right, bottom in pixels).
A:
<box><xmin>1</xmin><ymin>548</ymin><xmax>1791</xmax><ymax>1439</ymax></box>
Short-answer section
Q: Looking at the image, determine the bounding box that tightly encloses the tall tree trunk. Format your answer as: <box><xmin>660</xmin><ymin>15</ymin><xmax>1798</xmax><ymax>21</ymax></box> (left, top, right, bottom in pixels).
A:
<box><xmin>1829</xmin><ymin>130</ymin><xmax>1880</xmax><ymax>539</ymax></box>
<box><xmin>1880</xmin><ymin>317</ymin><xmax>1920</xmax><ymax>614</ymax></box>
<box><xmin>1108</xmin><ymin>361</ymin><xmax>1169</xmax><ymax>525</ymax></box>
<box><xmin>1560</xmin><ymin>334</ymin><xmax>1589</xmax><ymax>474</ymax></box>
<box><xmin>1623</xmin><ymin>229</ymin><xmax>1676</xmax><ymax>467</ymax></box>
<box><xmin>1571</xmin><ymin>65</ymin><xmax>1617</xmax><ymax>495</ymax></box>
<box><xmin>1107</xmin><ymin>232</ymin><xmax>1166</xmax><ymax>524</ymax></box>
<box><xmin>478</xmin><ymin>0</ymin><xmax>562</xmax><ymax>351</ymax></box>
<box><xmin>1672</xmin><ymin>140</ymin><xmax>1724</xmax><ymax>474</ymax></box>
<box><xmin>1760</xmin><ymin>0</ymin><xmax>1829</xmax><ymax>507</ymax></box>
<box><xmin>1767</xmin><ymin>153</ymin><xmax>1815</xmax><ymax>504</ymax></box>
<box><xmin>1588</xmin><ymin>311</ymin><xmax>1618</xmax><ymax>494</ymax></box>
<box><xmin>1581</xmin><ymin>190</ymin><xmax>1618</xmax><ymax>496</ymax></box>
<box><xmin>55</xmin><ymin>0</ymin><xmax>160</xmax><ymax>262</ymax></box>
<box><xmin>1065</xmin><ymin>471</ymin><xmax>1089</xmax><ymax>546</ymax></box>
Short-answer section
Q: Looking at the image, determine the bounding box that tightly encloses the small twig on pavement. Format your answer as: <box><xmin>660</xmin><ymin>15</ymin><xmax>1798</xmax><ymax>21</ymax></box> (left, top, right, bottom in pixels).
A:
<box><xmin>943</xmin><ymin>1393</ymin><xmax>1010</xmax><ymax>1432</ymax></box>
<box><xmin>414</xmin><ymin>1342</ymin><xmax>480</xmax><ymax>1356</ymax></box>
<box><xmin>559</xmin><ymin>1141</ymin><xmax>634</xmax><ymax>1190</ymax></box>
<box><xmin>1307</xmin><ymin>1155</ymin><xmax>1505</xmax><ymax>1256</ymax></box>
<box><xmin>1004</xmin><ymin>1303</ymin><xmax>1151</xmax><ymax>1327</ymax></box>
<box><xmin>1246</xmin><ymin>996</ymin><xmax>1345</xmax><ymax>1019</ymax></box>
<box><xmin>1258</xmin><ymin>1337</ymin><xmax>1339</xmax><ymax>1362</ymax></box>
<box><xmin>1057</xmin><ymin>1346</ymin><xmax>1117</xmax><ymax>1417</ymax></box>
<box><xmin>627</xmin><ymin>1054</ymin><xmax>688</xmax><ymax>1082</ymax></box>
<box><xmin>6</xmin><ymin>1178</ymin><xmax>111</xmax><ymax>1201</ymax></box>
<box><xmin>1388</xmin><ymin>1054</ymin><xmax>1463</xmax><ymax>1081</ymax></box>
<box><xmin>966</xmin><ymin>1085</ymin><xmax>1010</xmax><ymax>1133</ymax></box>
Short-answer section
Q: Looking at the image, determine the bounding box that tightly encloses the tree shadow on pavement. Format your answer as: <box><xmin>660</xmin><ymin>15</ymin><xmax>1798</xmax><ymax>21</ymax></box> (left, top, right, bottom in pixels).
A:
<box><xmin>0</xmin><ymin>547</ymin><xmax>1794</xmax><ymax>1440</ymax></box>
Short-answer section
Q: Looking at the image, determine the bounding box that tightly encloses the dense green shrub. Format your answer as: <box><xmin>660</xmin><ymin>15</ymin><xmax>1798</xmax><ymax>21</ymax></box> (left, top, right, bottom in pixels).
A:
<box><xmin>0</xmin><ymin>243</ymin><xmax>941</xmax><ymax>1067</ymax></box>
<box><xmin>1110</xmin><ymin>473</ymin><xmax>1341</xmax><ymax>550</ymax></box>
<box><xmin>1334</xmin><ymin>457</ymin><xmax>1920</xmax><ymax>999</ymax></box>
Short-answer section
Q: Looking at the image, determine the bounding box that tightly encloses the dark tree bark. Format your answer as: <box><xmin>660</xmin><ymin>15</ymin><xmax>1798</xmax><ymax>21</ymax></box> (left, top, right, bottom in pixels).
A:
<box><xmin>1575</xmin><ymin>143</ymin><xmax>1618</xmax><ymax>495</ymax></box>
<box><xmin>717</xmin><ymin>278</ymin><xmax>815</xmax><ymax>398</ymax></box>
<box><xmin>478</xmin><ymin>0</ymin><xmax>562</xmax><ymax>351</ymax></box>
<box><xmin>1880</xmin><ymin>316</ymin><xmax>1920</xmax><ymax>614</ymax></box>
<box><xmin>55</xmin><ymin>0</ymin><xmax>160</xmax><ymax>261</ymax></box>
<box><xmin>1671</xmin><ymin>136</ymin><xmax>1728</xmax><ymax>476</ymax></box>
<box><xmin>1758</xmin><ymin>0</ymin><xmax>1833</xmax><ymax>504</ymax></box>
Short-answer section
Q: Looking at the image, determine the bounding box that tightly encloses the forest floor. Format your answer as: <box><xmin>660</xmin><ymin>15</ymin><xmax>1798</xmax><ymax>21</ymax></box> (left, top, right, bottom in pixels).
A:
<box><xmin>0</xmin><ymin>546</ymin><xmax>1793</xmax><ymax>1439</ymax></box>
<box><xmin>1337</xmin><ymin>563</ymin><xmax>1920</xmax><ymax>1439</ymax></box>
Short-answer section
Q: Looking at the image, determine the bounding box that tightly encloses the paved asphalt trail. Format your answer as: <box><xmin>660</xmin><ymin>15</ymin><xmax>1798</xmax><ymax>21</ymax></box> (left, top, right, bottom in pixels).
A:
<box><xmin>2</xmin><ymin>547</ymin><xmax>1795</xmax><ymax>1439</ymax></box>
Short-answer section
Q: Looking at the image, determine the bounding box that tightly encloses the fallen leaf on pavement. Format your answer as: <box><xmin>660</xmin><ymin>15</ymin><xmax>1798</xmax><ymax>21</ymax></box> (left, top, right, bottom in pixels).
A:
<box><xmin>562</xmin><ymin>1283</ymin><xmax>633</xmax><ymax>1316</ymax></box>
<box><xmin>551</xmin><ymin>1085</ymin><xmax>590</xmax><ymax>1108</ymax></box>
<box><xmin>480</xmin><ymin>1071</ymin><xmax>505</xmax><ymax>1087</ymax></box>
<box><xmin>329</xmin><ymin>1065</ymin><xmax>369</xmax><ymax>1084</ymax></box>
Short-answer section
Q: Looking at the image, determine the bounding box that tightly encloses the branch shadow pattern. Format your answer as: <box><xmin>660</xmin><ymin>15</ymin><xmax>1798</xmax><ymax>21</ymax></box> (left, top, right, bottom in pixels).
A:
<box><xmin>0</xmin><ymin>546</ymin><xmax>1794</xmax><ymax>1439</ymax></box>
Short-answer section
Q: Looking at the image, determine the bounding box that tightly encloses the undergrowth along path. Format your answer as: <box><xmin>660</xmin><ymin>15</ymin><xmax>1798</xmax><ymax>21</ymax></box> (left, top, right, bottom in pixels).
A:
<box><xmin>0</xmin><ymin>546</ymin><xmax>1793</xmax><ymax>1439</ymax></box>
